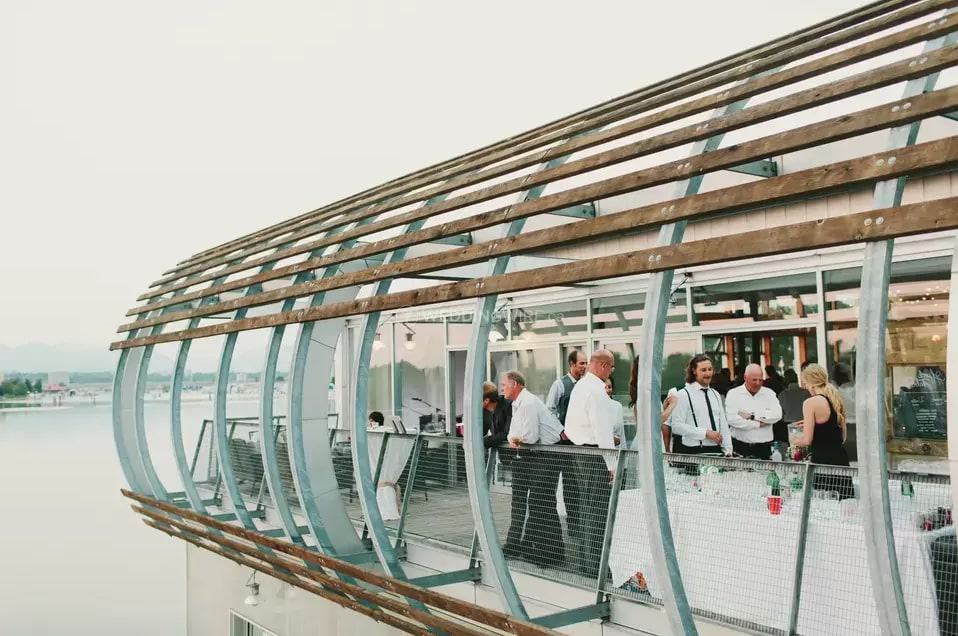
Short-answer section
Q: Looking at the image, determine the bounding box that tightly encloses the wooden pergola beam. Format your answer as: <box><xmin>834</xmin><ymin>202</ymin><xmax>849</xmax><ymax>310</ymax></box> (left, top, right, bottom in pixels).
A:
<box><xmin>135</xmin><ymin>78</ymin><xmax>958</xmax><ymax>306</ymax></box>
<box><xmin>118</xmin><ymin>137</ymin><xmax>958</xmax><ymax>332</ymax></box>
<box><xmin>167</xmin><ymin>0</ymin><xmax>952</xmax><ymax>274</ymax></box>
<box><xmin>111</xmin><ymin>196</ymin><xmax>958</xmax><ymax>350</ymax></box>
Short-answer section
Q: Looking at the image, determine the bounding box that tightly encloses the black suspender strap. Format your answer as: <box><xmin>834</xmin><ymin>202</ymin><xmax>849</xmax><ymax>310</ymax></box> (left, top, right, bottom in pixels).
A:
<box><xmin>682</xmin><ymin>388</ymin><xmax>699</xmax><ymax>428</ymax></box>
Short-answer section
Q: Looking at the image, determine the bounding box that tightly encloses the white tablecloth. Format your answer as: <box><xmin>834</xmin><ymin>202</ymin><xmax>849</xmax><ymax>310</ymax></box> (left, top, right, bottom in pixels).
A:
<box><xmin>609</xmin><ymin>473</ymin><xmax>941</xmax><ymax>635</ymax></box>
<box><xmin>366</xmin><ymin>433</ymin><xmax>415</xmax><ymax>521</ymax></box>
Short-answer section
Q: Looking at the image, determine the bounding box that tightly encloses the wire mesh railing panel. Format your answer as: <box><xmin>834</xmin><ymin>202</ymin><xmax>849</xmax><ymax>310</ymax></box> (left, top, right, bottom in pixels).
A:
<box><xmin>329</xmin><ymin>437</ymin><xmax>363</xmax><ymax>522</ymax></box>
<box><xmin>795</xmin><ymin>464</ymin><xmax>876</xmax><ymax>635</ymax></box>
<box><xmin>271</xmin><ymin>426</ymin><xmax>300</xmax><ymax>511</ymax></box>
<box><xmin>663</xmin><ymin>455</ymin><xmax>806</xmax><ymax>633</ymax></box>
<box><xmin>483</xmin><ymin>444</ymin><xmax>617</xmax><ymax>589</ymax></box>
<box><xmin>395</xmin><ymin>435</ymin><xmax>475</xmax><ymax>551</ymax></box>
<box><xmin>369</xmin><ymin>433</ymin><xmax>416</xmax><ymax>528</ymax></box>
<box><xmin>888</xmin><ymin>471</ymin><xmax>954</xmax><ymax>636</ymax></box>
<box><xmin>189</xmin><ymin>418</ymin><xmax>218</xmax><ymax>487</ymax></box>
<box><xmin>227</xmin><ymin>421</ymin><xmax>271</xmax><ymax>508</ymax></box>
<box><xmin>605</xmin><ymin>448</ymin><xmax>661</xmax><ymax>606</ymax></box>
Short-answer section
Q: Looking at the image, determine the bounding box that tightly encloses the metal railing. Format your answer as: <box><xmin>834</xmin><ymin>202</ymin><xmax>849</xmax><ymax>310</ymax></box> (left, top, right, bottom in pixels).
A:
<box><xmin>346</xmin><ymin>431</ymin><xmax>955</xmax><ymax>635</ymax></box>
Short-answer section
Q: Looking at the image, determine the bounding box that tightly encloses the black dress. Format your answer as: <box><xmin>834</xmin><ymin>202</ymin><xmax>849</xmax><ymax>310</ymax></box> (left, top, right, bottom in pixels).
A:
<box><xmin>810</xmin><ymin>396</ymin><xmax>854</xmax><ymax>499</ymax></box>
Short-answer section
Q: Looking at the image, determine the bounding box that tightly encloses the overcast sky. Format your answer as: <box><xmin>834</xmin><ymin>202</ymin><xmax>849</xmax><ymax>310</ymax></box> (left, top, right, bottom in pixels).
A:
<box><xmin>1</xmin><ymin>0</ymin><xmax>862</xmax><ymax>350</ymax></box>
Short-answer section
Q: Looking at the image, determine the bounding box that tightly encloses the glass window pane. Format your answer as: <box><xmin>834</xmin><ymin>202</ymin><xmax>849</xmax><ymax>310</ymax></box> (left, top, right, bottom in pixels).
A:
<box><xmin>490</xmin><ymin>347</ymin><xmax>558</xmax><ymax>401</ymax></box>
<box><xmin>447</xmin><ymin>309</ymin><xmax>508</xmax><ymax>346</ymax></box>
<box><xmin>395</xmin><ymin>320</ymin><xmax>446</xmax><ymax>433</ymax></box>
<box><xmin>599</xmin><ymin>338</ymin><xmax>698</xmax><ymax>447</ymax></box>
<box><xmin>824</xmin><ymin>256</ymin><xmax>950</xmax><ymax>449</ymax></box>
<box><xmin>591</xmin><ymin>289</ymin><xmax>688</xmax><ymax>335</ymax></box>
<box><xmin>366</xmin><ymin>324</ymin><xmax>392</xmax><ymax>419</ymax></box>
<box><xmin>512</xmin><ymin>300</ymin><xmax>587</xmax><ymax>340</ymax></box>
<box><xmin>692</xmin><ymin>273</ymin><xmax>819</xmax><ymax>326</ymax></box>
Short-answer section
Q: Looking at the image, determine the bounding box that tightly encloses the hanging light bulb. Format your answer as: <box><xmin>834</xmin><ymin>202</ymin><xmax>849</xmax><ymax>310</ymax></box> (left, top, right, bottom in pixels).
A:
<box><xmin>372</xmin><ymin>332</ymin><xmax>385</xmax><ymax>352</ymax></box>
<box><xmin>244</xmin><ymin>572</ymin><xmax>261</xmax><ymax>606</ymax></box>
<box><xmin>404</xmin><ymin>332</ymin><xmax>416</xmax><ymax>350</ymax></box>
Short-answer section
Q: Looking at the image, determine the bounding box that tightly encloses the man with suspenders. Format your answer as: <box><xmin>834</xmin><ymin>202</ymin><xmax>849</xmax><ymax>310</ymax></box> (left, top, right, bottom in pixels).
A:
<box><xmin>668</xmin><ymin>354</ymin><xmax>733</xmax><ymax>456</ymax></box>
<box><xmin>545</xmin><ymin>349</ymin><xmax>587</xmax><ymax>542</ymax></box>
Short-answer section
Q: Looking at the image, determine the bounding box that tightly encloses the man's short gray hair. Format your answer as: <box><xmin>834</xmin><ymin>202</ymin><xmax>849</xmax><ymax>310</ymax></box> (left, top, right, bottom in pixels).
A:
<box><xmin>503</xmin><ymin>370</ymin><xmax>526</xmax><ymax>386</ymax></box>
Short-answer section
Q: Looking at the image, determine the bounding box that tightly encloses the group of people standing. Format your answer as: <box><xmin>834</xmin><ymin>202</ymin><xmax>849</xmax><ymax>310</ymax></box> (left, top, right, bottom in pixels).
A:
<box><xmin>484</xmin><ymin>349</ymin><xmax>854</xmax><ymax>574</ymax></box>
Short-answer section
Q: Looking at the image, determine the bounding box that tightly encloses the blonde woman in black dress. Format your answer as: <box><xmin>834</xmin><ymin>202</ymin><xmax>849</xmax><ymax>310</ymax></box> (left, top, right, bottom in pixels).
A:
<box><xmin>790</xmin><ymin>363</ymin><xmax>854</xmax><ymax>498</ymax></box>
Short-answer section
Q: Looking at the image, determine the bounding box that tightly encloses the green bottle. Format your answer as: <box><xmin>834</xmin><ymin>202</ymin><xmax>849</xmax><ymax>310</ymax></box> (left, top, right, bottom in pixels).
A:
<box><xmin>901</xmin><ymin>478</ymin><xmax>914</xmax><ymax>498</ymax></box>
<box><xmin>790</xmin><ymin>474</ymin><xmax>804</xmax><ymax>492</ymax></box>
<box><xmin>766</xmin><ymin>470</ymin><xmax>781</xmax><ymax>497</ymax></box>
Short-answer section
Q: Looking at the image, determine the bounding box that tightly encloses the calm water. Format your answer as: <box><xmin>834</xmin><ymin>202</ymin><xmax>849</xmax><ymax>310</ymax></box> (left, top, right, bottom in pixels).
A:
<box><xmin>0</xmin><ymin>402</ymin><xmax>200</xmax><ymax>635</ymax></box>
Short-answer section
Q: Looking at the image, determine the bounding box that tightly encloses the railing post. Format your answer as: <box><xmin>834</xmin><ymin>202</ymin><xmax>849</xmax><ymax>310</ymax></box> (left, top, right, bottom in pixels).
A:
<box><xmin>595</xmin><ymin>448</ymin><xmax>627</xmax><ymax>603</ymax></box>
<box><xmin>211</xmin><ymin>420</ymin><xmax>238</xmax><ymax>504</ymax></box>
<box><xmin>787</xmin><ymin>463</ymin><xmax>816</xmax><ymax>635</ymax></box>
<box><xmin>189</xmin><ymin>419</ymin><xmax>209</xmax><ymax>477</ymax></box>
<box><xmin>469</xmin><ymin>447</ymin><xmax>497</xmax><ymax>571</ymax></box>
<box><xmin>363</xmin><ymin>432</ymin><xmax>391</xmax><ymax>543</ymax></box>
<box><xmin>394</xmin><ymin>434</ymin><xmax>424</xmax><ymax>550</ymax></box>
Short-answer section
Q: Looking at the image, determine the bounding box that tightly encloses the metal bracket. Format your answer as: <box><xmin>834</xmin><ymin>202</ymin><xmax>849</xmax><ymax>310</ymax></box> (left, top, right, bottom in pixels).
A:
<box><xmin>727</xmin><ymin>158</ymin><xmax>778</xmax><ymax>177</ymax></box>
<box><xmin>429</xmin><ymin>233</ymin><xmax>473</xmax><ymax>246</ymax></box>
<box><xmin>408</xmin><ymin>567</ymin><xmax>482</xmax><ymax>588</ymax></box>
<box><xmin>532</xmin><ymin>602</ymin><xmax>611</xmax><ymax>629</ymax></box>
<box><xmin>548</xmin><ymin>202</ymin><xmax>596</xmax><ymax>218</ymax></box>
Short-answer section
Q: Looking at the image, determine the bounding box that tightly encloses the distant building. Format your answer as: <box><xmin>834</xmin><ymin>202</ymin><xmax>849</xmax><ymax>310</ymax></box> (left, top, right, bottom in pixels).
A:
<box><xmin>43</xmin><ymin>383</ymin><xmax>66</xmax><ymax>393</ymax></box>
<box><xmin>47</xmin><ymin>371</ymin><xmax>69</xmax><ymax>386</ymax></box>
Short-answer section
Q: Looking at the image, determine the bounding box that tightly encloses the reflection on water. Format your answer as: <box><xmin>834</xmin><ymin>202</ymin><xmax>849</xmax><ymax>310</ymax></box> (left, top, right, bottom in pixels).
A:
<box><xmin>0</xmin><ymin>402</ymin><xmax>227</xmax><ymax>635</ymax></box>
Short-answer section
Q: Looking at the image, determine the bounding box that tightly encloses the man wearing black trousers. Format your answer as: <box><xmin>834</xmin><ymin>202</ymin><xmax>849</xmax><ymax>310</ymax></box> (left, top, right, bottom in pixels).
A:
<box><xmin>564</xmin><ymin>349</ymin><xmax>617</xmax><ymax>578</ymax></box>
<box><xmin>545</xmin><ymin>349</ymin><xmax>586</xmax><ymax>542</ymax></box>
<box><xmin>499</xmin><ymin>370</ymin><xmax>565</xmax><ymax>568</ymax></box>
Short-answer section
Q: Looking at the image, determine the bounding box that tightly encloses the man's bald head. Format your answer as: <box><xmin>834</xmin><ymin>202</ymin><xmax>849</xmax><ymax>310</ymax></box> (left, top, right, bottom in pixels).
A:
<box><xmin>744</xmin><ymin>363</ymin><xmax>764</xmax><ymax>394</ymax></box>
<box><xmin>589</xmin><ymin>349</ymin><xmax>615</xmax><ymax>381</ymax></box>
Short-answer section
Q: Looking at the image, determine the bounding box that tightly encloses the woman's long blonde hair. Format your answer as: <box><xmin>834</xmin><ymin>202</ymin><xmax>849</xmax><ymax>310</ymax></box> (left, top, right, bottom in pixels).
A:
<box><xmin>801</xmin><ymin>363</ymin><xmax>847</xmax><ymax>434</ymax></box>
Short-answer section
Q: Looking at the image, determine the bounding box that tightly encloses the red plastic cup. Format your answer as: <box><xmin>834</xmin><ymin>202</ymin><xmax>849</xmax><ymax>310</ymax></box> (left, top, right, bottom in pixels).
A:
<box><xmin>767</xmin><ymin>495</ymin><xmax>782</xmax><ymax>515</ymax></box>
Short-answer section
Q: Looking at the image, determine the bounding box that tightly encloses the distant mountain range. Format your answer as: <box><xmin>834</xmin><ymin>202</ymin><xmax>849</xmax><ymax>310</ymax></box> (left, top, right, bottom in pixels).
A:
<box><xmin>0</xmin><ymin>342</ymin><xmax>271</xmax><ymax>374</ymax></box>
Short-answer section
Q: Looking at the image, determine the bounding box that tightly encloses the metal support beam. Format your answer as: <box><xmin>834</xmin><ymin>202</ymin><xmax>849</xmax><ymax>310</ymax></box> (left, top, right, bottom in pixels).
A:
<box><xmin>532</xmin><ymin>602</ymin><xmax>611</xmax><ymax>629</ymax></box>
<box><xmin>634</xmin><ymin>71</ymin><xmax>772</xmax><ymax>636</ymax></box>
<box><xmin>595</xmin><ymin>449</ymin><xmax>626</xmax><ymax>603</ymax></box>
<box><xmin>463</xmin><ymin>136</ymin><xmax>593</xmax><ymax>619</ymax></box>
<box><xmin>726</xmin><ymin>158</ymin><xmax>778</xmax><ymax>177</ymax></box>
<box><xmin>351</xmin><ymin>188</ymin><xmax>460</xmax><ymax>615</ymax></box>
<box><xmin>259</xmin><ymin>223</ymin><xmax>358</xmax><ymax>545</ymax></box>
<box><xmin>394</xmin><ymin>435</ymin><xmax>425</xmax><ymax>550</ymax></box>
<box><xmin>787</xmin><ymin>464</ymin><xmax>815</xmax><ymax>634</ymax></box>
<box><xmin>408</xmin><ymin>568</ymin><xmax>482</xmax><ymax>588</ymax></box>
<box><xmin>855</xmin><ymin>26</ymin><xmax>956</xmax><ymax>636</ymax></box>
<box><xmin>949</xmin><ymin>236</ymin><xmax>958</xmax><ymax>519</ymax></box>
<box><xmin>362</xmin><ymin>432</ymin><xmax>391</xmax><ymax>543</ymax></box>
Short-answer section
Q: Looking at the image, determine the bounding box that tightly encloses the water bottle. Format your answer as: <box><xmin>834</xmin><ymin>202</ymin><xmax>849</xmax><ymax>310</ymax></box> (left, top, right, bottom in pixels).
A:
<box><xmin>770</xmin><ymin>445</ymin><xmax>782</xmax><ymax>462</ymax></box>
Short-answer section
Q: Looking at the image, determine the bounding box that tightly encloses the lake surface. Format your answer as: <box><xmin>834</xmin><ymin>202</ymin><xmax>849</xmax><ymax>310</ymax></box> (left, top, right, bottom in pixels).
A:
<box><xmin>0</xmin><ymin>401</ymin><xmax>226</xmax><ymax>635</ymax></box>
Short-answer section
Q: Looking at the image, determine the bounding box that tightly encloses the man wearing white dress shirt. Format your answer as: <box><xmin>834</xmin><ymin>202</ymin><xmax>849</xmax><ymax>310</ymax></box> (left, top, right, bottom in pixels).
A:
<box><xmin>545</xmin><ymin>349</ymin><xmax>586</xmax><ymax>541</ymax></box>
<box><xmin>725</xmin><ymin>364</ymin><xmax>782</xmax><ymax>460</ymax></box>
<box><xmin>500</xmin><ymin>370</ymin><xmax>565</xmax><ymax>568</ymax></box>
<box><xmin>564</xmin><ymin>349</ymin><xmax>617</xmax><ymax>577</ymax></box>
<box><xmin>669</xmin><ymin>354</ymin><xmax>733</xmax><ymax>456</ymax></box>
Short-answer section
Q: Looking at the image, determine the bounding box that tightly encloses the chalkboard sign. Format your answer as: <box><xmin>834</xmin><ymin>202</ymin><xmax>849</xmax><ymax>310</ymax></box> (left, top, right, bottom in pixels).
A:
<box><xmin>892</xmin><ymin>365</ymin><xmax>947</xmax><ymax>440</ymax></box>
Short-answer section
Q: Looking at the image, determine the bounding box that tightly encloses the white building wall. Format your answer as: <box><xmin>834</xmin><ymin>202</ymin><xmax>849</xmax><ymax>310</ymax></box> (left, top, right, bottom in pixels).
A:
<box><xmin>186</xmin><ymin>541</ymin><xmax>754</xmax><ymax>636</ymax></box>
